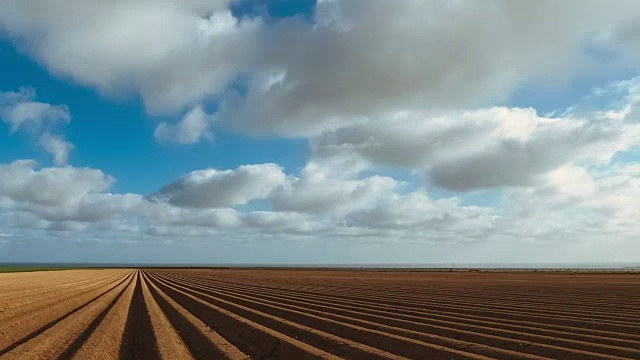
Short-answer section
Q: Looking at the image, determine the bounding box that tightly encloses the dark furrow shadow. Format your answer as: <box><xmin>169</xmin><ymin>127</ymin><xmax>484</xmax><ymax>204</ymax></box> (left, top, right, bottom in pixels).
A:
<box><xmin>0</xmin><ymin>272</ymin><xmax>132</xmax><ymax>357</ymax></box>
<box><xmin>55</xmin><ymin>275</ymin><xmax>132</xmax><ymax>360</ymax></box>
<box><xmin>145</xmin><ymin>273</ymin><xmax>229</xmax><ymax>360</ymax></box>
<box><xmin>118</xmin><ymin>272</ymin><xmax>161</xmax><ymax>360</ymax></box>
<box><xmin>148</xmin><ymin>272</ymin><xmax>325</xmax><ymax>360</ymax></box>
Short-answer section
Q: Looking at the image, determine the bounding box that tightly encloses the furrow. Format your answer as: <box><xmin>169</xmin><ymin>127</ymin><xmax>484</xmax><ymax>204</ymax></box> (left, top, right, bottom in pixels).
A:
<box><xmin>151</xmin><ymin>272</ymin><xmax>522</xmax><ymax>360</ymax></box>
<box><xmin>143</xmin><ymin>272</ymin><xmax>248</xmax><ymax>360</ymax></box>
<box><xmin>262</xmin><ymin>280</ymin><xmax>640</xmax><ymax>314</ymax></box>
<box><xmin>148</xmin><ymin>272</ymin><xmax>360</xmax><ymax>360</ymax></box>
<box><xmin>138</xmin><ymin>272</ymin><xmax>193</xmax><ymax>360</ymax></box>
<box><xmin>146</xmin><ymin>272</ymin><xmax>410</xmax><ymax>360</ymax></box>
<box><xmin>168</xmin><ymin>274</ymin><xmax>640</xmax><ymax>349</ymax></box>
<box><xmin>166</xmin><ymin>272</ymin><xmax>640</xmax><ymax>332</ymax></box>
<box><xmin>299</xmin><ymin>288</ymin><xmax>640</xmax><ymax>323</ymax></box>
<box><xmin>158</xmin><ymin>272</ymin><xmax>634</xmax><ymax>360</ymax></box>
<box><xmin>0</xmin><ymin>271</ymin><xmax>133</xmax><ymax>355</ymax></box>
<box><xmin>0</xmin><ymin>271</ymin><xmax>134</xmax><ymax>360</ymax></box>
<box><xmin>0</xmin><ymin>271</ymin><xmax>124</xmax><ymax>305</ymax></box>
<box><xmin>66</xmin><ymin>271</ymin><xmax>138</xmax><ymax>360</ymax></box>
<box><xmin>0</xmin><ymin>271</ymin><xmax>128</xmax><ymax>322</ymax></box>
<box><xmin>210</xmin><ymin>279</ymin><xmax>640</xmax><ymax>334</ymax></box>
<box><xmin>119</xmin><ymin>271</ymin><xmax>161</xmax><ymax>360</ymax></box>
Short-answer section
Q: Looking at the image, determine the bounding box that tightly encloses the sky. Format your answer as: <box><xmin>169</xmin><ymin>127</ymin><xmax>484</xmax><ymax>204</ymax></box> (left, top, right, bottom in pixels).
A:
<box><xmin>1</xmin><ymin>0</ymin><xmax>640</xmax><ymax>265</ymax></box>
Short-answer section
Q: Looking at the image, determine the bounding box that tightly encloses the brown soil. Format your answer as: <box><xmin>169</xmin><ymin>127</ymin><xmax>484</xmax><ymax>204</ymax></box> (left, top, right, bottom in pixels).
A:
<box><xmin>1</xmin><ymin>269</ymin><xmax>639</xmax><ymax>359</ymax></box>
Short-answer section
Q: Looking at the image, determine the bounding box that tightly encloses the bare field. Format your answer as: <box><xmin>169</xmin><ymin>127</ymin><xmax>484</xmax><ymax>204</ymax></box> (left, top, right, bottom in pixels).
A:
<box><xmin>1</xmin><ymin>269</ymin><xmax>639</xmax><ymax>359</ymax></box>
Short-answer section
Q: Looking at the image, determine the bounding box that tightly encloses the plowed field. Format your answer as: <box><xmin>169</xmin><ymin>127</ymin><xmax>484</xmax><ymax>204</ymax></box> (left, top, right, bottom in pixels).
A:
<box><xmin>1</xmin><ymin>269</ymin><xmax>639</xmax><ymax>359</ymax></box>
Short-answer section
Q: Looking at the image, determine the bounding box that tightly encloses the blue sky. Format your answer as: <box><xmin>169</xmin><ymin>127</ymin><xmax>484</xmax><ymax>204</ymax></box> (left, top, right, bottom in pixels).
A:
<box><xmin>1</xmin><ymin>1</ymin><xmax>640</xmax><ymax>264</ymax></box>
<box><xmin>0</xmin><ymin>38</ymin><xmax>308</xmax><ymax>195</ymax></box>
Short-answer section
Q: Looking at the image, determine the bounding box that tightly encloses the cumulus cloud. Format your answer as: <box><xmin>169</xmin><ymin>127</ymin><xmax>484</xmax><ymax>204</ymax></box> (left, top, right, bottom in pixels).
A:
<box><xmin>0</xmin><ymin>158</ymin><xmax>498</xmax><ymax>245</ymax></box>
<box><xmin>0</xmin><ymin>87</ymin><xmax>70</xmax><ymax>132</ymax></box>
<box><xmin>270</xmin><ymin>175</ymin><xmax>397</xmax><ymax>216</ymax></box>
<box><xmin>269</xmin><ymin>154</ymin><xmax>397</xmax><ymax>215</ymax></box>
<box><xmin>1</xmin><ymin>87</ymin><xmax>74</xmax><ymax>165</ymax></box>
<box><xmin>0</xmin><ymin>0</ymin><xmax>260</xmax><ymax>115</ymax></box>
<box><xmin>0</xmin><ymin>160</ymin><xmax>113</xmax><ymax>207</ymax></box>
<box><xmin>311</xmin><ymin>78</ymin><xmax>640</xmax><ymax>191</ymax></box>
<box><xmin>154</xmin><ymin>106</ymin><xmax>213</xmax><ymax>144</ymax></box>
<box><xmin>3</xmin><ymin>76</ymin><xmax>638</xmax><ymax>245</ymax></box>
<box><xmin>344</xmin><ymin>192</ymin><xmax>496</xmax><ymax>241</ymax></box>
<box><xmin>40</xmin><ymin>133</ymin><xmax>75</xmax><ymax>166</ymax></box>
<box><xmin>3</xmin><ymin>1</ymin><xmax>640</xmax><ymax>263</ymax></box>
<box><xmin>4</xmin><ymin>1</ymin><xmax>640</xmax><ymax>141</ymax></box>
<box><xmin>494</xmin><ymin>163</ymin><xmax>640</xmax><ymax>245</ymax></box>
<box><xmin>219</xmin><ymin>0</ymin><xmax>640</xmax><ymax>137</ymax></box>
<box><xmin>149</xmin><ymin>163</ymin><xmax>286</xmax><ymax>208</ymax></box>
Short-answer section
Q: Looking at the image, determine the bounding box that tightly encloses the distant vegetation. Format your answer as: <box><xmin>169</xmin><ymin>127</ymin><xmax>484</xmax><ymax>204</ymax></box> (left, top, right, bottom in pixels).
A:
<box><xmin>0</xmin><ymin>267</ymin><xmax>74</xmax><ymax>273</ymax></box>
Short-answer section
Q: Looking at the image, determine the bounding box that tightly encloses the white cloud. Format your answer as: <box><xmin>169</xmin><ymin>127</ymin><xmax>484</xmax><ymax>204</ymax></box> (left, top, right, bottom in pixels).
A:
<box><xmin>270</xmin><ymin>175</ymin><xmax>397</xmax><ymax>216</ymax></box>
<box><xmin>0</xmin><ymin>158</ymin><xmax>498</xmax><ymax>245</ymax></box>
<box><xmin>2</xmin><ymin>101</ymin><xmax>70</xmax><ymax>133</ymax></box>
<box><xmin>219</xmin><ymin>0</ymin><xmax>640</xmax><ymax>137</ymax></box>
<box><xmin>1</xmin><ymin>76</ymin><xmax>638</xmax><ymax>246</ymax></box>
<box><xmin>311</xmin><ymin>78</ymin><xmax>640</xmax><ymax>191</ymax></box>
<box><xmin>1</xmin><ymin>87</ymin><xmax>74</xmax><ymax>165</ymax></box>
<box><xmin>154</xmin><ymin>106</ymin><xmax>213</xmax><ymax>144</ymax></box>
<box><xmin>40</xmin><ymin>133</ymin><xmax>74</xmax><ymax>166</ymax></box>
<box><xmin>241</xmin><ymin>211</ymin><xmax>326</xmax><ymax>236</ymax></box>
<box><xmin>344</xmin><ymin>192</ymin><xmax>496</xmax><ymax>240</ymax></box>
<box><xmin>2</xmin><ymin>2</ymin><xmax>640</xmax><ymax>263</ymax></box>
<box><xmin>149</xmin><ymin>163</ymin><xmax>286</xmax><ymax>208</ymax></box>
<box><xmin>4</xmin><ymin>1</ymin><xmax>640</xmax><ymax>142</ymax></box>
<box><xmin>24</xmin><ymin>193</ymin><xmax>144</xmax><ymax>224</ymax></box>
<box><xmin>496</xmin><ymin>166</ymin><xmax>640</xmax><ymax>245</ymax></box>
<box><xmin>0</xmin><ymin>160</ymin><xmax>113</xmax><ymax>207</ymax></box>
<box><xmin>0</xmin><ymin>87</ymin><xmax>70</xmax><ymax>132</ymax></box>
<box><xmin>269</xmin><ymin>153</ymin><xmax>398</xmax><ymax>216</ymax></box>
<box><xmin>0</xmin><ymin>0</ymin><xmax>260</xmax><ymax>115</ymax></box>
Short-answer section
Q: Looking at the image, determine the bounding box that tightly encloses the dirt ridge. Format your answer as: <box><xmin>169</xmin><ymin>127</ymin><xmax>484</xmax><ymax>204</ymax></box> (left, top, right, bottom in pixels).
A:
<box><xmin>1</xmin><ymin>268</ymin><xmax>639</xmax><ymax>360</ymax></box>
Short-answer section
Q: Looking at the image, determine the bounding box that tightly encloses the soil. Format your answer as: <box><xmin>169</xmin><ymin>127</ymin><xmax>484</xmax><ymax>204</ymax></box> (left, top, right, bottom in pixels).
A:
<box><xmin>1</xmin><ymin>269</ymin><xmax>639</xmax><ymax>359</ymax></box>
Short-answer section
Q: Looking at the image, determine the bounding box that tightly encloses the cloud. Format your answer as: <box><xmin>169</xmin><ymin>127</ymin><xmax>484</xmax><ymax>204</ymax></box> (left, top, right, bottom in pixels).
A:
<box><xmin>149</xmin><ymin>163</ymin><xmax>286</xmax><ymax>208</ymax></box>
<box><xmin>311</xmin><ymin>78</ymin><xmax>640</xmax><ymax>191</ymax></box>
<box><xmin>269</xmin><ymin>154</ymin><xmax>398</xmax><ymax>215</ymax></box>
<box><xmin>24</xmin><ymin>193</ymin><xmax>143</xmax><ymax>224</ymax></box>
<box><xmin>154</xmin><ymin>106</ymin><xmax>213</xmax><ymax>144</ymax></box>
<box><xmin>1</xmin><ymin>87</ymin><xmax>74</xmax><ymax>165</ymax></box>
<box><xmin>0</xmin><ymin>157</ymin><xmax>498</xmax><ymax>245</ymax></box>
<box><xmin>218</xmin><ymin>0</ymin><xmax>640</xmax><ymax>137</ymax></box>
<box><xmin>0</xmin><ymin>160</ymin><xmax>114</xmax><ymax>207</ymax></box>
<box><xmin>270</xmin><ymin>175</ymin><xmax>397</xmax><ymax>216</ymax></box>
<box><xmin>0</xmin><ymin>0</ymin><xmax>260</xmax><ymax>115</ymax></box>
<box><xmin>344</xmin><ymin>192</ymin><xmax>495</xmax><ymax>241</ymax></box>
<box><xmin>4</xmin><ymin>1</ymin><xmax>640</xmax><ymax>143</ymax></box>
<box><xmin>2</xmin><ymin>76</ymin><xmax>638</xmax><ymax>244</ymax></box>
<box><xmin>0</xmin><ymin>87</ymin><xmax>70</xmax><ymax>132</ymax></box>
<box><xmin>3</xmin><ymin>2</ymin><xmax>640</xmax><ymax>263</ymax></box>
<box><xmin>494</xmin><ymin>163</ymin><xmax>640</xmax><ymax>245</ymax></box>
<box><xmin>39</xmin><ymin>133</ymin><xmax>74</xmax><ymax>166</ymax></box>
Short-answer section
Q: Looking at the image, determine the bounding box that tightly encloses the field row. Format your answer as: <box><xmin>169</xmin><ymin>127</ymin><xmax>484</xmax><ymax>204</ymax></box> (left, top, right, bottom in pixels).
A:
<box><xmin>1</xmin><ymin>269</ymin><xmax>639</xmax><ymax>359</ymax></box>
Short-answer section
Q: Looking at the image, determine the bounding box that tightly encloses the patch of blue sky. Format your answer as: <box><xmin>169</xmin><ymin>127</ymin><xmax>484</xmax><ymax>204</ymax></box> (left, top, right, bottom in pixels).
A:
<box><xmin>0</xmin><ymin>38</ymin><xmax>308</xmax><ymax>195</ymax></box>
<box><xmin>0</xmin><ymin>124</ymin><xmax>41</xmax><ymax>164</ymax></box>
<box><xmin>508</xmin><ymin>37</ymin><xmax>639</xmax><ymax>116</ymax></box>
<box><xmin>231</xmin><ymin>0</ymin><xmax>317</xmax><ymax>22</ymax></box>
<box><xmin>428</xmin><ymin>187</ymin><xmax>503</xmax><ymax>208</ymax></box>
<box><xmin>611</xmin><ymin>148</ymin><xmax>640</xmax><ymax>165</ymax></box>
<box><xmin>235</xmin><ymin>198</ymin><xmax>275</xmax><ymax>212</ymax></box>
<box><xmin>507</xmin><ymin>68</ymin><xmax>639</xmax><ymax>117</ymax></box>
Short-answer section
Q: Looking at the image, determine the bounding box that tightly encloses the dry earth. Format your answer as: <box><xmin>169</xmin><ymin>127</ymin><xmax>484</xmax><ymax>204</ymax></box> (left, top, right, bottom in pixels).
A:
<box><xmin>0</xmin><ymin>269</ymin><xmax>639</xmax><ymax>359</ymax></box>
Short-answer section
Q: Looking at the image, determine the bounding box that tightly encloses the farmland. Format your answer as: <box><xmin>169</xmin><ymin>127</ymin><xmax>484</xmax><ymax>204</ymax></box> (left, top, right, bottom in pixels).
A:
<box><xmin>0</xmin><ymin>269</ymin><xmax>639</xmax><ymax>359</ymax></box>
